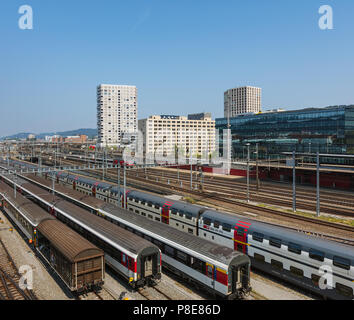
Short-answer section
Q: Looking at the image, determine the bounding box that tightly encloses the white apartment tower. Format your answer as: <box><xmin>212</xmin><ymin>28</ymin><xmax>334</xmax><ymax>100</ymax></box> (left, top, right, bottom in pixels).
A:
<box><xmin>224</xmin><ymin>86</ymin><xmax>261</xmax><ymax>117</ymax></box>
<box><xmin>97</xmin><ymin>84</ymin><xmax>137</xmax><ymax>147</ymax></box>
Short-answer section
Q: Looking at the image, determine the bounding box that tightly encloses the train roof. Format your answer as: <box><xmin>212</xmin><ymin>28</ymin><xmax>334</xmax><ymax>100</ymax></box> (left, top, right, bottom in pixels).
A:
<box><xmin>202</xmin><ymin>209</ymin><xmax>354</xmax><ymax>262</ymax></box>
<box><xmin>16</xmin><ymin>180</ymin><xmax>160</xmax><ymax>258</ymax></box>
<box><xmin>0</xmin><ymin>181</ymin><xmax>55</xmax><ymax>226</ymax></box>
<box><xmin>20</xmin><ymin>174</ymin><xmax>249</xmax><ymax>268</ymax></box>
<box><xmin>100</xmin><ymin>203</ymin><xmax>249</xmax><ymax>269</ymax></box>
<box><xmin>127</xmin><ymin>190</ymin><xmax>204</xmax><ymax>217</ymax></box>
<box><xmin>66</xmin><ymin>173</ymin><xmax>112</xmax><ymax>189</ymax></box>
<box><xmin>38</xmin><ymin>219</ymin><xmax>104</xmax><ymax>263</ymax></box>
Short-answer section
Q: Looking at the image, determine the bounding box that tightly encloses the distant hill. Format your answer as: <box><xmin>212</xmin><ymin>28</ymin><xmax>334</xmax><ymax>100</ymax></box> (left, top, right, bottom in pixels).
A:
<box><xmin>1</xmin><ymin>128</ymin><xmax>98</xmax><ymax>140</ymax></box>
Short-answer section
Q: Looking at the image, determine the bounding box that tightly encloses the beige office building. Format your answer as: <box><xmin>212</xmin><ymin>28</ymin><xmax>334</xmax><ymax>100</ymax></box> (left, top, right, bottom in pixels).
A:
<box><xmin>224</xmin><ymin>86</ymin><xmax>261</xmax><ymax>117</ymax></box>
<box><xmin>138</xmin><ymin>113</ymin><xmax>215</xmax><ymax>160</ymax></box>
<box><xmin>97</xmin><ymin>84</ymin><xmax>137</xmax><ymax>147</ymax></box>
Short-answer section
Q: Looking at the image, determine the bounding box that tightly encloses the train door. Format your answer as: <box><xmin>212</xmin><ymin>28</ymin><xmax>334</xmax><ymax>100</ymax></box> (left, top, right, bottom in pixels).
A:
<box><xmin>231</xmin><ymin>266</ymin><xmax>240</xmax><ymax>293</ymax></box>
<box><xmin>92</xmin><ymin>182</ymin><xmax>98</xmax><ymax>197</ymax></box>
<box><xmin>161</xmin><ymin>204</ymin><xmax>170</xmax><ymax>225</ymax></box>
<box><xmin>206</xmin><ymin>263</ymin><xmax>215</xmax><ymax>288</ymax></box>
<box><xmin>73</xmin><ymin>180</ymin><xmax>76</xmax><ymax>191</ymax></box>
<box><xmin>234</xmin><ymin>221</ymin><xmax>251</xmax><ymax>254</ymax></box>
<box><xmin>143</xmin><ymin>256</ymin><xmax>153</xmax><ymax>277</ymax></box>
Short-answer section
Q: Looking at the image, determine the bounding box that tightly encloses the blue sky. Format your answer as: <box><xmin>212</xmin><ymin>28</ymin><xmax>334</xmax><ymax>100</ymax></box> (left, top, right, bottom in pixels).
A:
<box><xmin>0</xmin><ymin>0</ymin><xmax>353</xmax><ymax>137</ymax></box>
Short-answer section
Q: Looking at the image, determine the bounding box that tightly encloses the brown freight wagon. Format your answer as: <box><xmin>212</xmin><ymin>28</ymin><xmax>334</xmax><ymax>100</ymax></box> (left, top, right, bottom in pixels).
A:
<box><xmin>0</xmin><ymin>180</ymin><xmax>105</xmax><ymax>292</ymax></box>
<box><xmin>37</xmin><ymin>219</ymin><xmax>105</xmax><ymax>292</ymax></box>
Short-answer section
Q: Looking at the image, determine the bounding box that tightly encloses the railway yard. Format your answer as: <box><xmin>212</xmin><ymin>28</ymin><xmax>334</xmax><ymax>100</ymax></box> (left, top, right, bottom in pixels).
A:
<box><xmin>0</xmin><ymin>152</ymin><xmax>353</xmax><ymax>301</ymax></box>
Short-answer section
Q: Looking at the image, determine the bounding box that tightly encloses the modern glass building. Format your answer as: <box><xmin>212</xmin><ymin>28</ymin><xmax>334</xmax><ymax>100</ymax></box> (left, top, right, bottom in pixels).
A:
<box><xmin>215</xmin><ymin>105</ymin><xmax>354</xmax><ymax>164</ymax></box>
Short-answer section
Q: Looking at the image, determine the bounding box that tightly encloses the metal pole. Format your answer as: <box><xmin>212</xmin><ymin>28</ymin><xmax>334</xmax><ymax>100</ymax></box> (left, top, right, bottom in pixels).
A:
<box><xmin>247</xmin><ymin>144</ymin><xmax>250</xmax><ymax>203</ymax></box>
<box><xmin>118</xmin><ymin>164</ymin><xmax>121</xmax><ymax>208</ymax></box>
<box><xmin>256</xmin><ymin>143</ymin><xmax>259</xmax><ymax>192</ymax></box>
<box><xmin>52</xmin><ymin>172</ymin><xmax>55</xmax><ymax>195</ymax></box>
<box><xmin>292</xmin><ymin>150</ymin><xmax>296</xmax><ymax>212</ymax></box>
<box><xmin>103</xmin><ymin>149</ymin><xmax>105</xmax><ymax>180</ymax></box>
<box><xmin>14</xmin><ymin>172</ymin><xmax>16</xmax><ymax>199</ymax></box>
<box><xmin>123</xmin><ymin>164</ymin><xmax>126</xmax><ymax>209</ymax></box>
<box><xmin>190</xmin><ymin>154</ymin><xmax>193</xmax><ymax>191</ymax></box>
<box><xmin>316</xmin><ymin>152</ymin><xmax>320</xmax><ymax>217</ymax></box>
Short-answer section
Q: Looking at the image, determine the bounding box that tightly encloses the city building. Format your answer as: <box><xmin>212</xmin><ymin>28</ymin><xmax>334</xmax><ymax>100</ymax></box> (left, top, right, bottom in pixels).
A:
<box><xmin>138</xmin><ymin>113</ymin><xmax>216</xmax><ymax>160</ymax></box>
<box><xmin>27</xmin><ymin>134</ymin><xmax>36</xmax><ymax>141</ymax></box>
<box><xmin>216</xmin><ymin>105</ymin><xmax>354</xmax><ymax>164</ymax></box>
<box><xmin>224</xmin><ymin>86</ymin><xmax>261</xmax><ymax>117</ymax></box>
<box><xmin>97</xmin><ymin>84</ymin><xmax>137</xmax><ymax>148</ymax></box>
<box><xmin>65</xmin><ymin>135</ymin><xmax>88</xmax><ymax>143</ymax></box>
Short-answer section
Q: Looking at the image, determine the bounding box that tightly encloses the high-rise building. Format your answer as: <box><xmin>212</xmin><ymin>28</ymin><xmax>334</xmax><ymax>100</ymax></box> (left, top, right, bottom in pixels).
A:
<box><xmin>138</xmin><ymin>113</ymin><xmax>215</xmax><ymax>160</ymax></box>
<box><xmin>97</xmin><ymin>84</ymin><xmax>137</xmax><ymax>147</ymax></box>
<box><xmin>224</xmin><ymin>86</ymin><xmax>261</xmax><ymax>117</ymax></box>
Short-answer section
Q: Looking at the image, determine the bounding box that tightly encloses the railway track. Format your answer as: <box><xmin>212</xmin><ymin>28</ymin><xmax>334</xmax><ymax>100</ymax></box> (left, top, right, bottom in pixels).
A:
<box><xmin>8</xmin><ymin>158</ymin><xmax>354</xmax><ymax>241</ymax></box>
<box><xmin>138</xmin><ymin>285</ymin><xmax>172</xmax><ymax>300</ymax></box>
<box><xmin>67</xmin><ymin>166</ymin><xmax>354</xmax><ymax>244</ymax></box>
<box><xmin>0</xmin><ymin>238</ymin><xmax>37</xmax><ymax>300</ymax></box>
<box><xmin>134</xmin><ymin>168</ymin><xmax>354</xmax><ymax>217</ymax></box>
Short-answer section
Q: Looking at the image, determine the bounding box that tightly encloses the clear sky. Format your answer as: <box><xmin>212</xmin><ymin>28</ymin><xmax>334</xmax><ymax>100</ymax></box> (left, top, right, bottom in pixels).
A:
<box><xmin>0</xmin><ymin>0</ymin><xmax>353</xmax><ymax>137</ymax></box>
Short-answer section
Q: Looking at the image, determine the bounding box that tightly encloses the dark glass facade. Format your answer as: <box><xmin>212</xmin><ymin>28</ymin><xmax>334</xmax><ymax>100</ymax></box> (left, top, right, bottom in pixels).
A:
<box><xmin>216</xmin><ymin>105</ymin><xmax>354</xmax><ymax>164</ymax></box>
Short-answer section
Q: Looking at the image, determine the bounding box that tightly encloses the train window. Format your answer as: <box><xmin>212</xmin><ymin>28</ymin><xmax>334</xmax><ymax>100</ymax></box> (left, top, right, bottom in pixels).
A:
<box><xmin>122</xmin><ymin>254</ymin><xmax>126</xmax><ymax>264</ymax></box>
<box><xmin>171</xmin><ymin>210</ymin><xmax>177</xmax><ymax>215</ymax></box>
<box><xmin>269</xmin><ymin>237</ymin><xmax>282</xmax><ymax>248</ymax></box>
<box><xmin>252</xmin><ymin>232</ymin><xmax>264</xmax><ymax>243</ymax></box>
<box><xmin>290</xmin><ymin>266</ymin><xmax>304</xmax><ymax>277</ymax></box>
<box><xmin>213</xmin><ymin>221</ymin><xmax>220</xmax><ymax>228</ymax></box>
<box><xmin>176</xmin><ymin>251</ymin><xmax>188</xmax><ymax>263</ymax></box>
<box><xmin>129</xmin><ymin>208</ymin><xmax>133</xmax><ymax>211</ymax></box>
<box><xmin>335</xmin><ymin>283</ymin><xmax>353</xmax><ymax>298</ymax></box>
<box><xmin>154</xmin><ymin>204</ymin><xmax>160</xmax><ymax>210</ymax></box>
<box><xmin>222</xmin><ymin>224</ymin><xmax>231</xmax><ymax>232</ymax></box>
<box><xmin>185</xmin><ymin>214</ymin><xmax>192</xmax><ymax>220</ymax></box>
<box><xmin>188</xmin><ymin>228</ymin><xmax>193</xmax><ymax>234</ymax></box>
<box><xmin>311</xmin><ymin>274</ymin><xmax>320</xmax><ymax>286</ymax></box>
<box><xmin>141</xmin><ymin>201</ymin><xmax>146</xmax><ymax>205</ymax></box>
<box><xmin>288</xmin><ymin>242</ymin><xmax>302</xmax><ymax>255</ymax></box>
<box><xmin>135</xmin><ymin>210</ymin><xmax>139</xmax><ymax>214</ymax></box>
<box><xmin>165</xmin><ymin>245</ymin><xmax>175</xmax><ymax>257</ymax></box>
<box><xmin>191</xmin><ymin>257</ymin><xmax>204</xmax><ymax>273</ymax></box>
<box><xmin>203</xmin><ymin>218</ymin><xmax>211</xmax><ymax>226</ymax></box>
<box><xmin>155</xmin><ymin>217</ymin><xmax>160</xmax><ymax>222</ymax></box>
<box><xmin>254</xmin><ymin>253</ymin><xmax>265</xmax><ymax>262</ymax></box>
<box><xmin>141</xmin><ymin>212</ymin><xmax>146</xmax><ymax>217</ymax></box>
<box><xmin>147</xmin><ymin>202</ymin><xmax>153</xmax><ymax>207</ymax></box>
<box><xmin>333</xmin><ymin>256</ymin><xmax>351</xmax><ymax>270</ymax></box>
<box><xmin>309</xmin><ymin>249</ymin><xmax>325</xmax><ymax>262</ymax></box>
<box><xmin>148</xmin><ymin>214</ymin><xmax>153</xmax><ymax>219</ymax></box>
<box><xmin>271</xmin><ymin>259</ymin><xmax>283</xmax><ymax>270</ymax></box>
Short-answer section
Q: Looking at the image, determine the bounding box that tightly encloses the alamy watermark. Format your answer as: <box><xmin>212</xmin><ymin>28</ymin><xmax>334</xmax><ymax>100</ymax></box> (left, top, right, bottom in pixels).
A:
<box><xmin>19</xmin><ymin>265</ymin><xmax>33</xmax><ymax>290</ymax></box>
<box><xmin>319</xmin><ymin>5</ymin><xmax>333</xmax><ymax>30</ymax></box>
<box><xmin>18</xmin><ymin>5</ymin><xmax>33</xmax><ymax>30</ymax></box>
<box><xmin>318</xmin><ymin>265</ymin><xmax>333</xmax><ymax>290</ymax></box>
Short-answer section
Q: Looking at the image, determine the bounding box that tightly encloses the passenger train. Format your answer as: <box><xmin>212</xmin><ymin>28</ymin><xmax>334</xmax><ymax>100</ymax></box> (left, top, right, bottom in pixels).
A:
<box><xmin>1</xmin><ymin>169</ymin><xmax>251</xmax><ymax>299</ymax></box>
<box><xmin>0</xmin><ymin>180</ymin><xmax>105</xmax><ymax>292</ymax></box>
<box><xmin>0</xmin><ymin>172</ymin><xmax>162</xmax><ymax>289</ymax></box>
<box><xmin>2</xmin><ymin>159</ymin><xmax>354</xmax><ymax>300</ymax></box>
